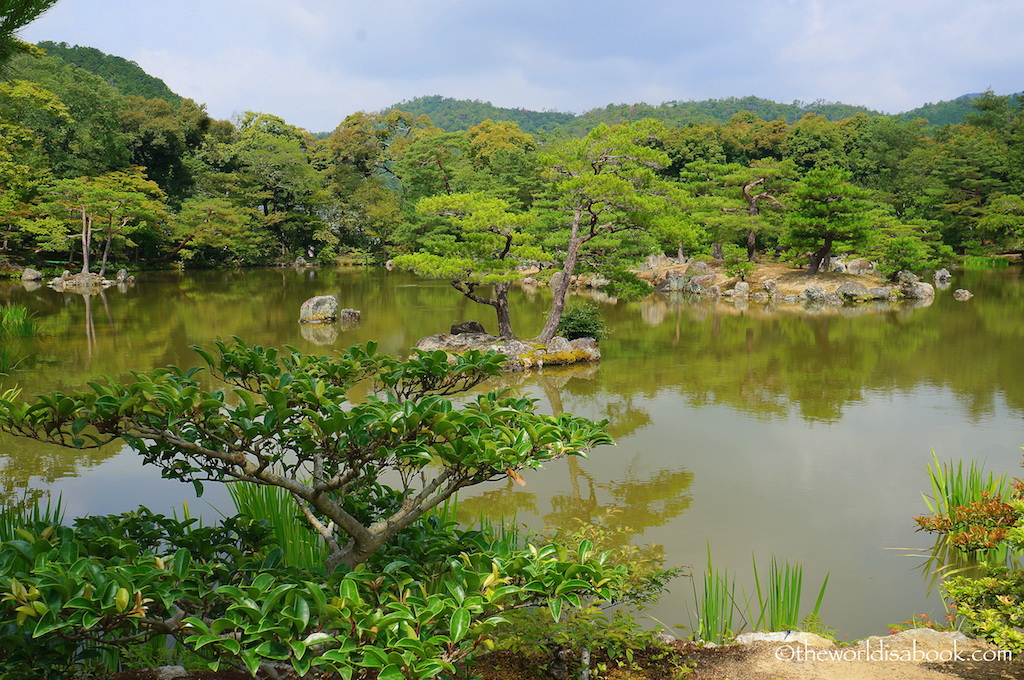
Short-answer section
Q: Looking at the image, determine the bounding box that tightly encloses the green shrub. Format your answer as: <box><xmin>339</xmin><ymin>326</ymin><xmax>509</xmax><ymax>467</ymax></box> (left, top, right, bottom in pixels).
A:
<box><xmin>600</xmin><ymin>266</ymin><xmax>652</xmax><ymax>301</ymax></box>
<box><xmin>722</xmin><ymin>244</ymin><xmax>756</xmax><ymax>281</ymax></box>
<box><xmin>0</xmin><ymin>505</ymin><xmax>639</xmax><ymax>679</ymax></box>
<box><xmin>556</xmin><ymin>301</ymin><xmax>607</xmax><ymax>340</ymax></box>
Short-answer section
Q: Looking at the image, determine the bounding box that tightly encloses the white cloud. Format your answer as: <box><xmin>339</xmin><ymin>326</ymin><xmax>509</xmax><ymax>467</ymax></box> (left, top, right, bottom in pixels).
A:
<box><xmin>19</xmin><ymin>0</ymin><xmax>1024</xmax><ymax>130</ymax></box>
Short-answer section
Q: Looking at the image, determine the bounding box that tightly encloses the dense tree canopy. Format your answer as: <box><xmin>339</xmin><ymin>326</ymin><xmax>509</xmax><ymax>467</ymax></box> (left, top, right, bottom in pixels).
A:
<box><xmin>2</xmin><ymin>44</ymin><xmax>1024</xmax><ymax>303</ymax></box>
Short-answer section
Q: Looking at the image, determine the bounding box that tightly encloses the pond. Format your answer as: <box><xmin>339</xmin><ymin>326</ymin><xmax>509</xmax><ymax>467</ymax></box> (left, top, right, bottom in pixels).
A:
<box><xmin>2</xmin><ymin>265</ymin><xmax>1023</xmax><ymax>641</ymax></box>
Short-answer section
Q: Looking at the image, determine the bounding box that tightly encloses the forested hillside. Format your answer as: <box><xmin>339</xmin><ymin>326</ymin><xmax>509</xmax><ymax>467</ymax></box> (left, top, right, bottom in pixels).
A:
<box><xmin>2</xmin><ymin>43</ymin><xmax>1022</xmax><ymax>287</ymax></box>
<box><xmin>35</xmin><ymin>41</ymin><xmax>180</xmax><ymax>103</ymax></box>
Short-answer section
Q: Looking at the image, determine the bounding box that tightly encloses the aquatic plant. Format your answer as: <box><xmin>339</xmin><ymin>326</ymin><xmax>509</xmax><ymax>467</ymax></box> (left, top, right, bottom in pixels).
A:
<box><xmin>692</xmin><ymin>547</ymin><xmax>828</xmax><ymax>644</ymax></box>
<box><xmin>752</xmin><ymin>554</ymin><xmax>829</xmax><ymax>632</ymax></box>
<box><xmin>961</xmin><ymin>255</ymin><xmax>1010</xmax><ymax>270</ymax></box>
<box><xmin>921</xmin><ymin>451</ymin><xmax>1011</xmax><ymax>517</ymax></box>
<box><xmin>0</xmin><ymin>346</ymin><xmax>23</xmax><ymax>377</ymax></box>
<box><xmin>0</xmin><ymin>304</ymin><xmax>39</xmax><ymax>338</ymax></box>
<box><xmin>0</xmin><ymin>493</ymin><xmax>63</xmax><ymax>542</ymax></box>
<box><xmin>227</xmin><ymin>481</ymin><xmax>327</xmax><ymax>570</ymax></box>
<box><xmin>693</xmin><ymin>547</ymin><xmax>737</xmax><ymax>645</ymax></box>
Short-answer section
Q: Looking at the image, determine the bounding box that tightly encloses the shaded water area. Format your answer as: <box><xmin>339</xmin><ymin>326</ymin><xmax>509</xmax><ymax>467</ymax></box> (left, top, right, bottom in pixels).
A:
<box><xmin>3</xmin><ymin>266</ymin><xmax>1024</xmax><ymax>640</ymax></box>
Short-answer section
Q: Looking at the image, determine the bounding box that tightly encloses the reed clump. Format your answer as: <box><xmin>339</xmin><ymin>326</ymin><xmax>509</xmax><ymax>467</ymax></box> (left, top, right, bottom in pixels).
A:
<box><xmin>692</xmin><ymin>545</ymin><xmax>829</xmax><ymax>645</ymax></box>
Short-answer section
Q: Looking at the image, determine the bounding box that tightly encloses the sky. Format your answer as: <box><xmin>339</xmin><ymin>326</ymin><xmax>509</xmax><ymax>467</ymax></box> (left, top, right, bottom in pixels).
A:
<box><xmin>17</xmin><ymin>0</ymin><xmax>1024</xmax><ymax>133</ymax></box>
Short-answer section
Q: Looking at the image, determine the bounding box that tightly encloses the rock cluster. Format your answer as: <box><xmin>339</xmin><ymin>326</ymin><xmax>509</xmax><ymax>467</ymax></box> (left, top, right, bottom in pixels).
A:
<box><xmin>413</xmin><ymin>333</ymin><xmax>600</xmax><ymax>371</ymax></box>
<box><xmin>299</xmin><ymin>295</ymin><xmax>360</xmax><ymax>324</ymax></box>
<box><xmin>46</xmin><ymin>270</ymin><xmax>135</xmax><ymax>292</ymax></box>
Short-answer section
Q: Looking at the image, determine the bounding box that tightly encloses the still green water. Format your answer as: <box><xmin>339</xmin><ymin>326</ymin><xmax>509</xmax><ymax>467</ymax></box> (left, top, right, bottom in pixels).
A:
<box><xmin>2</xmin><ymin>266</ymin><xmax>1024</xmax><ymax>640</ymax></box>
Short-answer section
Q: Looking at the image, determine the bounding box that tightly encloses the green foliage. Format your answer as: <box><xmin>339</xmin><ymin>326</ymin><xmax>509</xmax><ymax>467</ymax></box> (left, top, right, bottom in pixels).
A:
<box><xmin>921</xmin><ymin>452</ymin><xmax>1011</xmax><ymax>517</ymax></box>
<box><xmin>0</xmin><ymin>305</ymin><xmax>38</xmax><ymax>379</ymax></box>
<box><xmin>227</xmin><ymin>482</ymin><xmax>327</xmax><ymax>570</ymax></box>
<box><xmin>36</xmin><ymin>42</ymin><xmax>181</xmax><ymax>104</ymax></box>
<box><xmin>0</xmin><ymin>498</ymin><xmax>638</xmax><ymax>679</ymax></box>
<box><xmin>495</xmin><ymin>508</ymin><xmax>684</xmax><ymax>677</ymax></box>
<box><xmin>536</xmin><ymin>119</ymin><xmax>677</xmax><ymax>341</ymax></box>
<box><xmin>0</xmin><ymin>339</ymin><xmax>612</xmax><ymax>572</ymax></box>
<box><xmin>600</xmin><ymin>266</ymin><xmax>653</xmax><ymax>301</ymax></box>
<box><xmin>722</xmin><ymin>243</ymin><xmax>756</xmax><ymax>280</ymax></box>
<box><xmin>387</xmin><ymin>95</ymin><xmax>575</xmax><ymax>136</ymax></box>
<box><xmin>962</xmin><ymin>255</ymin><xmax>1011</xmax><ymax>270</ymax></box>
<box><xmin>556</xmin><ymin>300</ymin><xmax>608</xmax><ymax>340</ymax></box>
<box><xmin>693</xmin><ymin>548</ymin><xmax>736</xmax><ymax>645</ymax></box>
<box><xmin>691</xmin><ymin>547</ymin><xmax>828</xmax><ymax>645</ymax></box>
<box><xmin>873</xmin><ymin>232</ymin><xmax>954</xmax><ymax>281</ymax></box>
<box><xmin>0</xmin><ymin>0</ymin><xmax>59</xmax><ymax>74</ymax></box>
<box><xmin>751</xmin><ymin>555</ymin><xmax>829</xmax><ymax>633</ymax></box>
<box><xmin>392</xmin><ymin>192</ymin><xmax>543</xmax><ymax>337</ymax></box>
<box><xmin>782</xmin><ymin>167</ymin><xmax>872</xmax><ymax>273</ymax></box>
<box><xmin>942</xmin><ymin>569</ymin><xmax>1024</xmax><ymax>650</ymax></box>
<box><xmin>914</xmin><ymin>451</ymin><xmax>1024</xmax><ymax>650</ymax></box>
<box><xmin>0</xmin><ymin>305</ymin><xmax>37</xmax><ymax>338</ymax></box>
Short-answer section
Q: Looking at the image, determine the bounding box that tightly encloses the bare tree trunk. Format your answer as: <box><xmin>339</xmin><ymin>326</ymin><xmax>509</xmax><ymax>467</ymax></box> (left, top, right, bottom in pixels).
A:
<box><xmin>493</xmin><ymin>282</ymin><xmax>513</xmax><ymax>338</ymax></box>
<box><xmin>98</xmin><ymin>231</ymin><xmax>113</xmax><ymax>277</ymax></box>
<box><xmin>451</xmin><ymin>280</ymin><xmax>516</xmax><ymax>338</ymax></box>
<box><xmin>538</xmin><ymin>210</ymin><xmax>583</xmax><ymax>344</ymax></box>
<box><xmin>79</xmin><ymin>207</ymin><xmax>91</xmax><ymax>274</ymax></box>
<box><xmin>807</xmin><ymin>236</ymin><xmax>833</xmax><ymax>275</ymax></box>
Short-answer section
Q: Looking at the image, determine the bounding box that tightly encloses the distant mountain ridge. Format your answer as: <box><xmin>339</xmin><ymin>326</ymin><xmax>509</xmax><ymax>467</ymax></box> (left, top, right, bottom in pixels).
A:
<box><xmin>33</xmin><ymin>42</ymin><xmax>1015</xmax><ymax>134</ymax></box>
<box><xmin>388</xmin><ymin>93</ymin><xmax>1020</xmax><ymax>135</ymax></box>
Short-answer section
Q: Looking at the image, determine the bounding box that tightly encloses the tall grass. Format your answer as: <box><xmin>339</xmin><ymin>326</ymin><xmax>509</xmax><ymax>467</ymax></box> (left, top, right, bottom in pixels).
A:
<box><xmin>0</xmin><ymin>494</ymin><xmax>64</xmax><ymax>541</ymax></box>
<box><xmin>961</xmin><ymin>255</ymin><xmax>1010</xmax><ymax>270</ymax></box>
<box><xmin>922</xmin><ymin>451</ymin><xmax>1011</xmax><ymax>516</ymax></box>
<box><xmin>0</xmin><ymin>304</ymin><xmax>39</xmax><ymax>338</ymax></box>
<box><xmin>0</xmin><ymin>304</ymin><xmax>38</xmax><ymax>378</ymax></box>
<box><xmin>692</xmin><ymin>547</ymin><xmax>829</xmax><ymax>643</ymax></box>
<box><xmin>0</xmin><ymin>345</ymin><xmax>23</xmax><ymax>376</ymax></box>
<box><xmin>692</xmin><ymin>546</ymin><xmax>736</xmax><ymax>645</ymax></box>
<box><xmin>227</xmin><ymin>481</ymin><xmax>327</xmax><ymax>569</ymax></box>
<box><xmin>752</xmin><ymin>555</ymin><xmax>829</xmax><ymax>632</ymax></box>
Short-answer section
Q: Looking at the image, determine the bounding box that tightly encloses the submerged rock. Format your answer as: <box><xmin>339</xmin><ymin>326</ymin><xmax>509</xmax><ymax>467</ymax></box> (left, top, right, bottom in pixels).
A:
<box><xmin>953</xmin><ymin>288</ymin><xmax>974</xmax><ymax>301</ymax></box>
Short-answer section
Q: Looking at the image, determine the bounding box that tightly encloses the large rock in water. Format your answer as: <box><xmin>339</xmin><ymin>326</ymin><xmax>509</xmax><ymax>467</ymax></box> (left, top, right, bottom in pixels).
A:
<box><xmin>798</xmin><ymin>285</ymin><xmax>828</xmax><ymax>303</ymax></box>
<box><xmin>299</xmin><ymin>295</ymin><xmax>338</xmax><ymax>323</ymax></box>
<box><xmin>836</xmin><ymin>281</ymin><xmax>869</xmax><ymax>301</ymax></box>
<box><xmin>902</xmin><ymin>281</ymin><xmax>935</xmax><ymax>299</ymax></box>
<box><xmin>21</xmin><ymin>268</ymin><xmax>42</xmax><ymax>281</ymax></box>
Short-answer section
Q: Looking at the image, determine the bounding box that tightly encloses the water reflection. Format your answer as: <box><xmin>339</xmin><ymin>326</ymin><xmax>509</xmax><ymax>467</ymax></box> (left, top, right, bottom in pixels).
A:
<box><xmin>2</xmin><ymin>267</ymin><xmax>1024</xmax><ymax>638</ymax></box>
